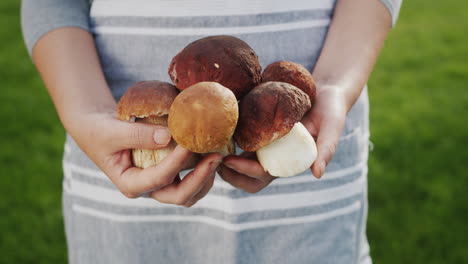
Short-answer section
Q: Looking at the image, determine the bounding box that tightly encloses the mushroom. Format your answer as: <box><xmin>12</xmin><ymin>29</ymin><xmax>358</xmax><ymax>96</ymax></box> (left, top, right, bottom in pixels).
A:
<box><xmin>168</xmin><ymin>35</ymin><xmax>262</xmax><ymax>99</ymax></box>
<box><xmin>234</xmin><ymin>82</ymin><xmax>317</xmax><ymax>177</ymax></box>
<box><xmin>168</xmin><ymin>82</ymin><xmax>238</xmax><ymax>154</ymax></box>
<box><xmin>262</xmin><ymin>61</ymin><xmax>317</xmax><ymax>105</ymax></box>
<box><xmin>117</xmin><ymin>81</ymin><xmax>200</xmax><ymax>169</ymax></box>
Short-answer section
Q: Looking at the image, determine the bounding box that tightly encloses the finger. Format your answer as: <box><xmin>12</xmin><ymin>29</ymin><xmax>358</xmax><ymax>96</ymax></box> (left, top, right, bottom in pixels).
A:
<box><xmin>223</xmin><ymin>155</ymin><xmax>273</xmax><ymax>182</ymax></box>
<box><xmin>217</xmin><ymin>165</ymin><xmax>267</xmax><ymax>193</ymax></box>
<box><xmin>301</xmin><ymin>111</ymin><xmax>319</xmax><ymax>137</ymax></box>
<box><xmin>311</xmin><ymin>117</ymin><xmax>344</xmax><ymax>179</ymax></box>
<box><xmin>112</xmin><ymin>121</ymin><xmax>172</xmax><ymax>151</ymax></box>
<box><xmin>150</xmin><ymin>153</ymin><xmax>222</xmax><ymax>205</ymax></box>
<box><xmin>183</xmin><ymin>170</ymin><xmax>216</xmax><ymax>207</ymax></box>
<box><xmin>238</xmin><ymin>151</ymin><xmax>257</xmax><ymax>159</ymax></box>
<box><xmin>114</xmin><ymin>145</ymin><xmax>193</xmax><ymax>197</ymax></box>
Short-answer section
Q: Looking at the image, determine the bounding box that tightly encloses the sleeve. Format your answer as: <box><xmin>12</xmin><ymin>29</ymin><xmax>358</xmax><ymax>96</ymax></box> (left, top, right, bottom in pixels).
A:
<box><xmin>21</xmin><ymin>0</ymin><xmax>91</xmax><ymax>56</ymax></box>
<box><xmin>377</xmin><ymin>0</ymin><xmax>403</xmax><ymax>26</ymax></box>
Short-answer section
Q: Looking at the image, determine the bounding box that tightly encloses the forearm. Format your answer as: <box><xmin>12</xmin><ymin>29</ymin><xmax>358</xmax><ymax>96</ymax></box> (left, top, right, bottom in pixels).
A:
<box><xmin>312</xmin><ymin>0</ymin><xmax>392</xmax><ymax>111</ymax></box>
<box><xmin>32</xmin><ymin>28</ymin><xmax>116</xmax><ymax>134</ymax></box>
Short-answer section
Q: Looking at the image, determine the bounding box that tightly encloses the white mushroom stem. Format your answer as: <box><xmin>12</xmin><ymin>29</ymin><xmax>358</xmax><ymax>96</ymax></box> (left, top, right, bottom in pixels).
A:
<box><xmin>256</xmin><ymin>122</ymin><xmax>317</xmax><ymax>177</ymax></box>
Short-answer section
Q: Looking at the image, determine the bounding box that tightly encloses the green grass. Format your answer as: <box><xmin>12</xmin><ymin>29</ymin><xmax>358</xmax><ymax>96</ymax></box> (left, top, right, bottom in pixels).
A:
<box><xmin>0</xmin><ymin>2</ymin><xmax>68</xmax><ymax>264</ymax></box>
<box><xmin>0</xmin><ymin>0</ymin><xmax>467</xmax><ymax>263</ymax></box>
<box><xmin>367</xmin><ymin>1</ymin><xmax>468</xmax><ymax>263</ymax></box>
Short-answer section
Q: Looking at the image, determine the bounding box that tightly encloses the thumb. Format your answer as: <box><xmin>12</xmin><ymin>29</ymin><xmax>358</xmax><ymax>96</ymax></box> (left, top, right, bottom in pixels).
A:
<box><xmin>113</xmin><ymin>121</ymin><xmax>172</xmax><ymax>151</ymax></box>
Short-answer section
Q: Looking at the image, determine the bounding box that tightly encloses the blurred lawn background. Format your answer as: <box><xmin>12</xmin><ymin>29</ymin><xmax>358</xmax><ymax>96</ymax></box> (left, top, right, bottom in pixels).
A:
<box><xmin>1</xmin><ymin>0</ymin><xmax>467</xmax><ymax>263</ymax></box>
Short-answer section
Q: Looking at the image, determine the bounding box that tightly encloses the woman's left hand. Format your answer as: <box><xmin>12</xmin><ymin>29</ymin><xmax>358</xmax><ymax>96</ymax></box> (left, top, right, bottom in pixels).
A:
<box><xmin>217</xmin><ymin>152</ymin><xmax>276</xmax><ymax>193</ymax></box>
<box><xmin>301</xmin><ymin>85</ymin><xmax>348</xmax><ymax>178</ymax></box>
<box><xmin>218</xmin><ymin>85</ymin><xmax>348</xmax><ymax>193</ymax></box>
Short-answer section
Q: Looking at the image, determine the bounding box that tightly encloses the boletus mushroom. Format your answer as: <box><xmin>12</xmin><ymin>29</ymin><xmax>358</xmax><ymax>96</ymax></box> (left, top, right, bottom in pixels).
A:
<box><xmin>117</xmin><ymin>81</ymin><xmax>199</xmax><ymax>169</ymax></box>
<box><xmin>168</xmin><ymin>35</ymin><xmax>262</xmax><ymax>99</ymax></box>
<box><xmin>235</xmin><ymin>82</ymin><xmax>317</xmax><ymax>177</ymax></box>
<box><xmin>168</xmin><ymin>82</ymin><xmax>238</xmax><ymax>154</ymax></box>
<box><xmin>262</xmin><ymin>61</ymin><xmax>316</xmax><ymax>105</ymax></box>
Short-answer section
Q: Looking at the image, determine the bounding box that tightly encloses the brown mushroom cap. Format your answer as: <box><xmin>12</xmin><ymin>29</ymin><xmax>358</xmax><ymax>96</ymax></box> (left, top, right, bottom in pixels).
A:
<box><xmin>235</xmin><ymin>81</ymin><xmax>311</xmax><ymax>152</ymax></box>
<box><xmin>262</xmin><ymin>61</ymin><xmax>316</xmax><ymax>104</ymax></box>
<box><xmin>168</xmin><ymin>35</ymin><xmax>262</xmax><ymax>99</ymax></box>
<box><xmin>117</xmin><ymin>81</ymin><xmax>179</xmax><ymax>121</ymax></box>
<box><xmin>117</xmin><ymin>81</ymin><xmax>194</xmax><ymax>169</ymax></box>
<box><xmin>168</xmin><ymin>82</ymin><xmax>238</xmax><ymax>153</ymax></box>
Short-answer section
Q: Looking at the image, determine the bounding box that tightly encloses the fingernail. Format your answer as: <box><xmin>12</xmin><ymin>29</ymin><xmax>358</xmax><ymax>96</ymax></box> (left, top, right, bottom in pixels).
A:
<box><xmin>153</xmin><ymin>128</ymin><xmax>171</xmax><ymax>145</ymax></box>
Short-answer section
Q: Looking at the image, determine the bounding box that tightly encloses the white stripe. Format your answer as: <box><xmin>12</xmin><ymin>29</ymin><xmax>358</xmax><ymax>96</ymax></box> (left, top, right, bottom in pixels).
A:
<box><xmin>92</xmin><ymin>19</ymin><xmax>330</xmax><ymax>36</ymax></box>
<box><xmin>91</xmin><ymin>0</ymin><xmax>335</xmax><ymax>18</ymax></box>
<box><xmin>72</xmin><ymin>201</ymin><xmax>360</xmax><ymax>231</ymax></box>
<box><xmin>360</xmin><ymin>238</ymin><xmax>371</xmax><ymax>261</ymax></box>
<box><xmin>64</xmin><ymin>167</ymin><xmax>366</xmax><ymax>214</ymax></box>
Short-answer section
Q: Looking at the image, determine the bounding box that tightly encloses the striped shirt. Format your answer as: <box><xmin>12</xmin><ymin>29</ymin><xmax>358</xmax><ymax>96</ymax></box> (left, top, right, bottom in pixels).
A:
<box><xmin>22</xmin><ymin>1</ymin><xmax>402</xmax><ymax>263</ymax></box>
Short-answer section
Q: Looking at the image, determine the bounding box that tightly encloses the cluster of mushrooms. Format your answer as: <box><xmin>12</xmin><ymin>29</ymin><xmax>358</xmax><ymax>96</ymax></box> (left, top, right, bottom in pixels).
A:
<box><xmin>117</xmin><ymin>35</ymin><xmax>318</xmax><ymax>177</ymax></box>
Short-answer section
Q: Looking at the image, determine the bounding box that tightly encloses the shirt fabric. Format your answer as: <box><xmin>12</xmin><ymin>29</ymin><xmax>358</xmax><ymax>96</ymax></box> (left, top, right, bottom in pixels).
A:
<box><xmin>21</xmin><ymin>1</ymin><xmax>402</xmax><ymax>263</ymax></box>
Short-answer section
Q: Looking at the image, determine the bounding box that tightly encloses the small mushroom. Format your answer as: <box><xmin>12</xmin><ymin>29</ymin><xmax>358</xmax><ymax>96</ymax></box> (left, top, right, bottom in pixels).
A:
<box><xmin>235</xmin><ymin>82</ymin><xmax>317</xmax><ymax>177</ymax></box>
<box><xmin>168</xmin><ymin>82</ymin><xmax>238</xmax><ymax>154</ymax></box>
<box><xmin>262</xmin><ymin>61</ymin><xmax>316</xmax><ymax>105</ymax></box>
<box><xmin>117</xmin><ymin>81</ymin><xmax>200</xmax><ymax>169</ymax></box>
<box><xmin>168</xmin><ymin>35</ymin><xmax>262</xmax><ymax>99</ymax></box>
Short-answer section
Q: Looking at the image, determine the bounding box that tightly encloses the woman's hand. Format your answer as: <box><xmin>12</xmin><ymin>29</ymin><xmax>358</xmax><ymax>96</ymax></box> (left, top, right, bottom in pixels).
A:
<box><xmin>219</xmin><ymin>0</ymin><xmax>392</xmax><ymax>189</ymax></box>
<box><xmin>217</xmin><ymin>152</ymin><xmax>276</xmax><ymax>193</ymax></box>
<box><xmin>217</xmin><ymin>85</ymin><xmax>347</xmax><ymax>193</ymax></box>
<box><xmin>32</xmin><ymin>28</ymin><xmax>222</xmax><ymax>207</ymax></box>
<box><xmin>301</xmin><ymin>85</ymin><xmax>347</xmax><ymax>178</ymax></box>
<box><xmin>71</xmin><ymin>111</ymin><xmax>223</xmax><ymax>206</ymax></box>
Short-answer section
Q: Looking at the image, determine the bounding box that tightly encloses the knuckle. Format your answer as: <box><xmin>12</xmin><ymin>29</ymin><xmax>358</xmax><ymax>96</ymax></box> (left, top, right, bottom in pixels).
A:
<box><xmin>155</xmin><ymin>176</ymin><xmax>174</xmax><ymax>188</ymax></box>
<box><xmin>183</xmin><ymin>202</ymin><xmax>194</xmax><ymax>208</ymax></box>
<box><xmin>206</xmin><ymin>179</ymin><xmax>215</xmax><ymax>190</ymax></box>
<box><xmin>131</xmin><ymin>127</ymin><xmax>146</xmax><ymax>149</ymax></box>
<box><xmin>174</xmin><ymin>195</ymin><xmax>190</xmax><ymax>206</ymax></box>
<box><xmin>247</xmin><ymin>181</ymin><xmax>268</xmax><ymax>193</ymax></box>
<box><xmin>325</xmin><ymin>143</ymin><xmax>337</xmax><ymax>157</ymax></box>
<box><xmin>121</xmin><ymin>190</ymin><xmax>138</xmax><ymax>199</ymax></box>
<box><xmin>245</xmin><ymin>185</ymin><xmax>262</xmax><ymax>194</ymax></box>
<box><xmin>117</xmin><ymin>182</ymin><xmax>138</xmax><ymax>199</ymax></box>
<box><xmin>245</xmin><ymin>188</ymin><xmax>260</xmax><ymax>194</ymax></box>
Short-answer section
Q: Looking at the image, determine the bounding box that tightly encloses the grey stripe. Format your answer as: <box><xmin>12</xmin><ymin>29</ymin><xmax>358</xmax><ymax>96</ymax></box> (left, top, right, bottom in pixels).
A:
<box><xmin>90</xmin><ymin>9</ymin><xmax>332</xmax><ymax>28</ymax></box>
<box><xmin>219</xmin><ymin>169</ymin><xmax>363</xmax><ymax>198</ymax></box>
<box><xmin>72</xmin><ymin>172</ymin><xmax>117</xmax><ymax>190</ymax></box>
<box><xmin>66</xmin><ymin>191</ymin><xmax>363</xmax><ymax>224</ymax></box>
<box><xmin>235</xmin><ymin>193</ymin><xmax>363</xmax><ymax>223</ymax></box>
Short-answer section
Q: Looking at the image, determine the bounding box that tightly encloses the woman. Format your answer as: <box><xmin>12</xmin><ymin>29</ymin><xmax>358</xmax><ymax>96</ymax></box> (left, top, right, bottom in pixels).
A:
<box><xmin>22</xmin><ymin>0</ymin><xmax>402</xmax><ymax>263</ymax></box>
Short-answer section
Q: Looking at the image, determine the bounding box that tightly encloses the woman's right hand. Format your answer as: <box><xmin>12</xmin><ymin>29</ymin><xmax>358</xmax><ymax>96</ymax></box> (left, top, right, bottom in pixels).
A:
<box><xmin>70</xmin><ymin>111</ymin><xmax>223</xmax><ymax>206</ymax></box>
<box><xmin>32</xmin><ymin>28</ymin><xmax>222</xmax><ymax>207</ymax></box>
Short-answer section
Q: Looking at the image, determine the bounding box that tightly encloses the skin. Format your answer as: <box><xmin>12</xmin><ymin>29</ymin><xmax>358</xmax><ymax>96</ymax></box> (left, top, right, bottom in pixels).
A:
<box><xmin>33</xmin><ymin>27</ymin><xmax>223</xmax><ymax>207</ymax></box>
<box><xmin>218</xmin><ymin>0</ymin><xmax>392</xmax><ymax>192</ymax></box>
